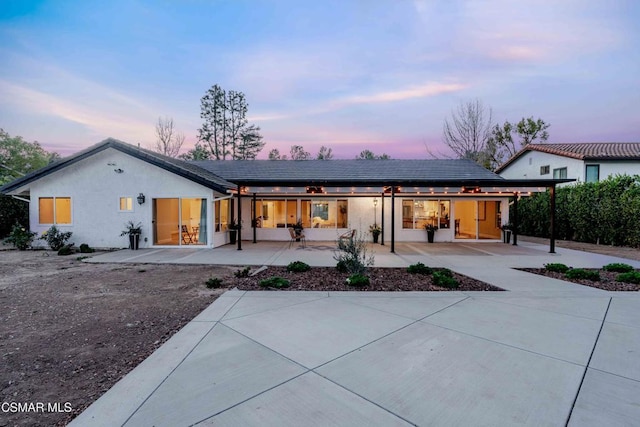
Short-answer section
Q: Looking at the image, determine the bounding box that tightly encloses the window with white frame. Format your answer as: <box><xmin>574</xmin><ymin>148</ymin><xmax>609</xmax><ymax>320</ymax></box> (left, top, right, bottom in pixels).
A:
<box><xmin>402</xmin><ymin>199</ymin><xmax>450</xmax><ymax>229</ymax></box>
<box><xmin>39</xmin><ymin>197</ymin><xmax>72</xmax><ymax>224</ymax></box>
<box><xmin>119</xmin><ymin>197</ymin><xmax>133</xmax><ymax>212</ymax></box>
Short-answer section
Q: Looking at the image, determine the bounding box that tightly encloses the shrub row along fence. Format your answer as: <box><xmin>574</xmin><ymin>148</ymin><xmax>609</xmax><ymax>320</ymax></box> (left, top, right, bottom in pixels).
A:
<box><xmin>514</xmin><ymin>174</ymin><xmax>640</xmax><ymax>248</ymax></box>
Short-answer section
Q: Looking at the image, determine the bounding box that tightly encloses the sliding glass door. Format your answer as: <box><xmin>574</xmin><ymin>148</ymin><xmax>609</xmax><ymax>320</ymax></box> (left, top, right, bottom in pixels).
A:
<box><xmin>153</xmin><ymin>198</ymin><xmax>207</xmax><ymax>245</ymax></box>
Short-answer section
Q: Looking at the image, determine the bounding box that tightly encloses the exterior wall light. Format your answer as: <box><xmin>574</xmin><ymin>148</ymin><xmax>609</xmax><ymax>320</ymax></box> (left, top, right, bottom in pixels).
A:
<box><xmin>137</xmin><ymin>193</ymin><xmax>146</xmax><ymax>205</ymax></box>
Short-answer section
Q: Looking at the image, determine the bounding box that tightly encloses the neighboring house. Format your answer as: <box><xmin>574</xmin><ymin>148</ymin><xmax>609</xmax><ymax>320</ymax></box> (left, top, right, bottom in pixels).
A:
<box><xmin>496</xmin><ymin>143</ymin><xmax>640</xmax><ymax>185</ymax></box>
<box><xmin>1</xmin><ymin>138</ymin><xmax>567</xmax><ymax>250</ymax></box>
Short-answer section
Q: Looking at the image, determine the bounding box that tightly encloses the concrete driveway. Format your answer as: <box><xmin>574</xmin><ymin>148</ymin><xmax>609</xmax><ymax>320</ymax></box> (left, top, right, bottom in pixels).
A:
<box><xmin>73</xmin><ymin>242</ymin><xmax>640</xmax><ymax>426</ymax></box>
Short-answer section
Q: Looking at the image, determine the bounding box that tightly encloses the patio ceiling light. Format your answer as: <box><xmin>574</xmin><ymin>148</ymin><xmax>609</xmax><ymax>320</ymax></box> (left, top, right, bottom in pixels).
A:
<box><xmin>306</xmin><ymin>186</ymin><xmax>324</xmax><ymax>194</ymax></box>
<box><xmin>461</xmin><ymin>186</ymin><xmax>482</xmax><ymax>194</ymax></box>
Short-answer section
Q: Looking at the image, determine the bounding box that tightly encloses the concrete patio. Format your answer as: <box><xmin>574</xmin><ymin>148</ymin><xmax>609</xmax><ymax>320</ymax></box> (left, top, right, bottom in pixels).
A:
<box><xmin>72</xmin><ymin>241</ymin><xmax>640</xmax><ymax>426</ymax></box>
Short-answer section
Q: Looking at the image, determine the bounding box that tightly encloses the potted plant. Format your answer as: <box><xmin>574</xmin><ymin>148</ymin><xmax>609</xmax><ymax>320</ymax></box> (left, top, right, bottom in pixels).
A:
<box><xmin>369</xmin><ymin>223</ymin><xmax>381</xmax><ymax>243</ymax></box>
<box><xmin>500</xmin><ymin>223</ymin><xmax>513</xmax><ymax>244</ymax></box>
<box><xmin>120</xmin><ymin>221</ymin><xmax>142</xmax><ymax>250</ymax></box>
<box><xmin>424</xmin><ymin>224</ymin><xmax>438</xmax><ymax>243</ymax></box>
<box><xmin>228</xmin><ymin>219</ymin><xmax>241</xmax><ymax>244</ymax></box>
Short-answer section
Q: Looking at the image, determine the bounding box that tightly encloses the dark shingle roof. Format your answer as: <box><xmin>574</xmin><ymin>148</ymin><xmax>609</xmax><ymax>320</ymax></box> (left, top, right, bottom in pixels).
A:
<box><xmin>192</xmin><ymin>158</ymin><xmax>505</xmax><ymax>186</ymax></box>
<box><xmin>0</xmin><ymin>138</ymin><xmax>235</xmax><ymax>194</ymax></box>
<box><xmin>496</xmin><ymin>142</ymin><xmax>640</xmax><ymax>173</ymax></box>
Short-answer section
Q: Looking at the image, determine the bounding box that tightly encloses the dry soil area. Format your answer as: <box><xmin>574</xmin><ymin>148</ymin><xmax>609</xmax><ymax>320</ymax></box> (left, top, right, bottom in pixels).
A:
<box><xmin>0</xmin><ymin>250</ymin><xmax>232</xmax><ymax>427</ymax></box>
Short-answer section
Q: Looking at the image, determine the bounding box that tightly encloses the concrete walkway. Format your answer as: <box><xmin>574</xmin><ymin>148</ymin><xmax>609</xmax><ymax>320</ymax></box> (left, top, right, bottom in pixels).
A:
<box><xmin>72</xmin><ymin>242</ymin><xmax>640</xmax><ymax>426</ymax></box>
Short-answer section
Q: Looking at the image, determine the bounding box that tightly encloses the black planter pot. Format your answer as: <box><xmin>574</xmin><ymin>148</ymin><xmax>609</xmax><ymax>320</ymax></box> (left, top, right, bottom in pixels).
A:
<box><xmin>129</xmin><ymin>233</ymin><xmax>140</xmax><ymax>250</ymax></box>
<box><xmin>502</xmin><ymin>230</ymin><xmax>511</xmax><ymax>244</ymax></box>
<box><xmin>427</xmin><ymin>230</ymin><xmax>435</xmax><ymax>243</ymax></box>
<box><xmin>229</xmin><ymin>230</ymin><xmax>237</xmax><ymax>244</ymax></box>
<box><xmin>372</xmin><ymin>233</ymin><xmax>380</xmax><ymax>244</ymax></box>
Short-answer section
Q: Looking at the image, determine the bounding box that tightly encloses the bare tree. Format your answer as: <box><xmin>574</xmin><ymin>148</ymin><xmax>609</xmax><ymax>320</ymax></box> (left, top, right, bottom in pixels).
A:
<box><xmin>442</xmin><ymin>99</ymin><xmax>493</xmax><ymax>167</ymax></box>
<box><xmin>153</xmin><ymin>117</ymin><xmax>185</xmax><ymax>157</ymax></box>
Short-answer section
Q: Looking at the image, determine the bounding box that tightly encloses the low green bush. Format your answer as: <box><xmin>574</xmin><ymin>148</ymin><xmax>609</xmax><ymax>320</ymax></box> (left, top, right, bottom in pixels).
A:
<box><xmin>234</xmin><ymin>266</ymin><xmax>251</xmax><ymax>278</ymax></box>
<box><xmin>616</xmin><ymin>271</ymin><xmax>640</xmax><ymax>284</ymax></box>
<box><xmin>603</xmin><ymin>263</ymin><xmax>634</xmax><ymax>273</ymax></box>
<box><xmin>565</xmin><ymin>268</ymin><xmax>600</xmax><ymax>281</ymax></box>
<box><xmin>205</xmin><ymin>277</ymin><xmax>224</xmax><ymax>289</ymax></box>
<box><xmin>346</xmin><ymin>273</ymin><xmax>369</xmax><ymax>287</ymax></box>
<box><xmin>259</xmin><ymin>276</ymin><xmax>290</xmax><ymax>289</ymax></box>
<box><xmin>545</xmin><ymin>263</ymin><xmax>569</xmax><ymax>273</ymax></box>
<box><xmin>41</xmin><ymin>225</ymin><xmax>73</xmax><ymax>251</ymax></box>
<box><xmin>287</xmin><ymin>261</ymin><xmax>311</xmax><ymax>272</ymax></box>
<box><xmin>407</xmin><ymin>262</ymin><xmax>433</xmax><ymax>275</ymax></box>
<box><xmin>432</xmin><ymin>270</ymin><xmax>458</xmax><ymax>288</ymax></box>
<box><xmin>4</xmin><ymin>224</ymin><xmax>37</xmax><ymax>250</ymax></box>
<box><xmin>336</xmin><ymin>260</ymin><xmax>348</xmax><ymax>273</ymax></box>
<box><xmin>79</xmin><ymin>243</ymin><xmax>95</xmax><ymax>253</ymax></box>
<box><xmin>57</xmin><ymin>244</ymin><xmax>75</xmax><ymax>256</ymax></box>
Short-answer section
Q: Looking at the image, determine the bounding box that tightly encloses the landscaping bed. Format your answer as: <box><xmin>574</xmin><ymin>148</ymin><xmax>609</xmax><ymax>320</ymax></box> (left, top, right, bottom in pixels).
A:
<box><xmin>232</xmin><ymin>266</ymin><xmax>504</xmax><ymax>292</ymax></box>
<box><xmin>520</xmin><ymin>264</ymin><xmax>640</xmax><ymax>291</ymax></box>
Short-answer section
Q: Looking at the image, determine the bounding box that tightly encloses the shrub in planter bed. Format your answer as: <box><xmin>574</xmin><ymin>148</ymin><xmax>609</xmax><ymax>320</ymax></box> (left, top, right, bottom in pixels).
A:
<box><xmin>234</xmin><ymin>266</ymin><xmax>251</xmax><ymax>278</ymax></box>
<box><xmin>259</xmin><ymin>276</ymin><xmax>290</xmax><ymax>289</ymax></box>
<box><xmin>565</xmin><ymin>268</ymin><xmax>600</xmax><ymax>281</ymax></box>
<box><xmin>346</xmin><ymin>273</ymin><xmax>369</xmax><ymax>287</ymax></box>
<box><xmin>205</xmin><ymin>277</ymin><xmax>224</xmax><ymax>289</ymax></box>
<box><xmin>433</xmin><ymin>269</ymin><xmax>458</xmax><ymax>289</ymax></box>
<box><xmin>407</xmin><ymin>262</ymin><xmax>433</xmax><ymax>275</ymax></box>
<box><xmin>545</xmin><ymin>263</ymin><xmax>569</xmax><ymax>273</ymax></box>
<box><xmin>616</xmin><ymin>271</ymin><xmax>640</xmax><ymax>284</ymax></box>
<box><xmin>603</xmin><ymin>263</ymin><xmax>634</xmax><ymax>273</ymax></box>
<box><xmin>287</xmin><ymin>261</ymin><xmax>311</xmax><ymax>272</ymax></box>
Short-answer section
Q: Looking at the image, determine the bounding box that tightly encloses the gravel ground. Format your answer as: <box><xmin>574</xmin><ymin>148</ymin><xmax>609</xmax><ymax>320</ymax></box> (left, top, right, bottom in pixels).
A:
<box><xmin>521</xmin><ymin>268</ymin><xmax>640</xmax><ymax>291</ymax></box>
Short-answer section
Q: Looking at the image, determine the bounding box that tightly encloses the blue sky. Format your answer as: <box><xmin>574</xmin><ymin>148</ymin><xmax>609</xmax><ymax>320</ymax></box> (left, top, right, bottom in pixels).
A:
<box><xmin>1</xmin><ymin>0</ymin><xmax>638</xmax><ymax>158</ymax></box>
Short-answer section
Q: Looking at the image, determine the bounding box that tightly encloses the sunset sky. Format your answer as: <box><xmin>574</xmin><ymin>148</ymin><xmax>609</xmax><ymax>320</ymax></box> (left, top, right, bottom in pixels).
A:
<box><xmin>1</xmin><ymin>0</ymin><xmax>638</xmax><ymax>159</ymax></box>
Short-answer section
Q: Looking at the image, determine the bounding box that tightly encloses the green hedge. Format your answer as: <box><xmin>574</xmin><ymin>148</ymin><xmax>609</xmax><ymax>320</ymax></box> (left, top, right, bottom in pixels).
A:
<box><xmin>514</xmin><ymin>175</ymin><xmax>640</xmax><ymax>247</ymax></box>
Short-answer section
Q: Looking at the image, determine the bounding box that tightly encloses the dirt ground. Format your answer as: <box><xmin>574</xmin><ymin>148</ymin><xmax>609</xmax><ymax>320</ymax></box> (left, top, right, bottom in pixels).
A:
<box><xmin>0</xmin><ymin>250</ymin><xmax>233</xmax><ymax>427</ymax></box>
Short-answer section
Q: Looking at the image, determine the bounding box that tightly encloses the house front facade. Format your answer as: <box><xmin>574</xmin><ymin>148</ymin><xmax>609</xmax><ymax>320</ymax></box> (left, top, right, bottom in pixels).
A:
<box><xmin>496</xmin><ymin>143</ymin><xmax>640</xmax><ymax>185</ymax></box>
<box><xmin>1</xmin><ymin>139</ymin><xmax>567</xmax><ymax>251</ymax></box>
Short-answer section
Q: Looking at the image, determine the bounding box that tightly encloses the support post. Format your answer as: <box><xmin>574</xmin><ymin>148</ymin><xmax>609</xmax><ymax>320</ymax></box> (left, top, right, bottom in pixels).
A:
<box><xmin>252</xmin><ymin>193</ymin><xmax>257</xmax><ymax>244</ymax></box>
<box><xmin>390</xmin><ymin>186</ymin><xmax>395</xmax><ymax>253</ymax></box>
<box><xmin>237</xmin><ymin>185</ymin><xmax>242</xmax><ymax>250</ymax></box>
<box><xmin>549</xmin><ymin>184</ymin><xmax>556</xmax><ymax>253</ymax></box>
<box><xmin>380</xmin><ymin>191</ymin><xmax>385</xmax><ymax>246</ymax></box>
<box><xmin>512</xmin><ymin>193</ymin><xmax>518</xmax><ymax>246</ymax></box>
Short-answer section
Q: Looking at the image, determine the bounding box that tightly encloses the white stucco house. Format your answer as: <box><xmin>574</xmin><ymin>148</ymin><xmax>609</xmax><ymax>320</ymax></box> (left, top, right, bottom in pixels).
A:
<box><xmin>1</xmin><ymin>138</ymin><xmax>568</xmax><ymax>251</ymax></box>
<box><xmin>496</xmin><ymin>143</ymin><xmax>640</xmax><ymax>185</ymax></box>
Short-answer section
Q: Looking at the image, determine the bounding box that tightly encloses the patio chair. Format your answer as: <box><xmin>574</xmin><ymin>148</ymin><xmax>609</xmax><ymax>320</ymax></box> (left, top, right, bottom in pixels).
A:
<box><xmin>288</xmin><ymin>227</ymin><xmax>306</xmax><ymax>248</ymax></box>
<box><xmin>339</xmin><ymin>229</ymin><xmax>356</xmax><ymax>244</ymax></box>
<box><xmin>181</xmin><ymin>225</ymin><xmax>193</xmax><ymax>244</ymax></box>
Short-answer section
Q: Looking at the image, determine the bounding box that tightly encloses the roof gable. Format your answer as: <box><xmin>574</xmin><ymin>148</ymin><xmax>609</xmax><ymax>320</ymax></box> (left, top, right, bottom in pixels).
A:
<box><xmin>0</xmin><ymin>138</ymin><xmax>235</xmax><ymax>195</ymax></box>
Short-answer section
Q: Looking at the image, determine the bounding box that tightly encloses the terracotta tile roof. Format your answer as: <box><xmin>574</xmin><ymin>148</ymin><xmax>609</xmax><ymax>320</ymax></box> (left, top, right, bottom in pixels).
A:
<box><xmin>495</xmin><ymin>142</ymin><xmax>640</xmax><ymax>173</ymax></box>
<box><xmin>528</xmin><ymin>143</ymin><xmax>640</xmax><ymax>160</ymax></box>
